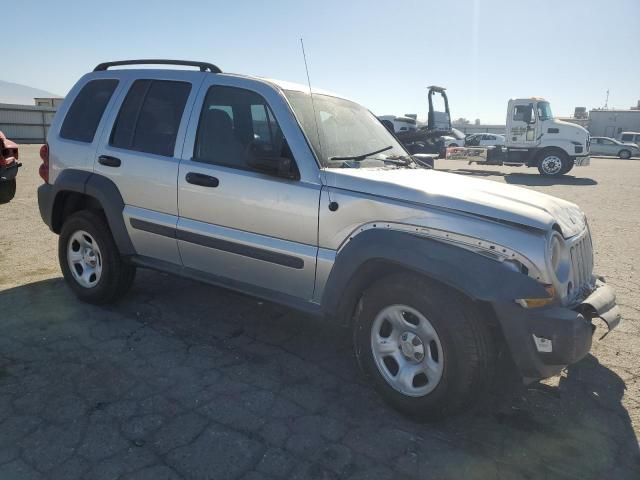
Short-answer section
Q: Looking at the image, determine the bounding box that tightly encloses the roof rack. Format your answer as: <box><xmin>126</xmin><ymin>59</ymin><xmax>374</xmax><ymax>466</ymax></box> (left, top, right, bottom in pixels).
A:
<box><xmin>93</xmin><ymin>59</ymin><xmax>222</xmax><ymax>73</ymax></box>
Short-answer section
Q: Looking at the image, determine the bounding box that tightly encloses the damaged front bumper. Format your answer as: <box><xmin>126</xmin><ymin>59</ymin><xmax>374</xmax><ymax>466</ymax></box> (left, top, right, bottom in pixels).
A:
<box><xmin>493</xmin><ymin>279</ymin><xmax>621</xmax><ymax>380</ymax></box>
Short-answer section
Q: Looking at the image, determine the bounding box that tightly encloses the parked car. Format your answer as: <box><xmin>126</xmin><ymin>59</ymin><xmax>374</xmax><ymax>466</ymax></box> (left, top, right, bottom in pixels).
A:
<box><xmin>0</xmin><ymin>131</ymin><xmax>20</xmax><ymax>204</ymax></box>
<box><xmin>590</xmin><ymin>137</ymin><xmax>639</xmax><ymax>159</ymax></box>
<box><xmin>37</xmin><ymin>59</ymin><xmax>621</xmax><ymax>418</ymax></box>
<box><xmin>464</xmin><ymin>133</ymin><xmax>505</xmax><ymax>147</ymax></box>
<box><xmin>441</xmin><ymin>128</ymin><xmax>467</xmax><ymax>148</ymax></box>
<box><xmin>619</xmin><ymin>131</ymin><xmax>640</xmax><ymax>148</ymax></box>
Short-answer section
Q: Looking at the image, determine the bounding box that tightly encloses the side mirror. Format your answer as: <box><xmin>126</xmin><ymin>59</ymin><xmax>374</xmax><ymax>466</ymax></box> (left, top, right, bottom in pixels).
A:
<box><xmin>247</xmin><ymin>155</ymin><xmax>298</xmax><ymax>180</ymax></box>
<box><xmin>246</xmin><ymin>141</ymin><xmax>298</xmax><ymax>179</ymax></box>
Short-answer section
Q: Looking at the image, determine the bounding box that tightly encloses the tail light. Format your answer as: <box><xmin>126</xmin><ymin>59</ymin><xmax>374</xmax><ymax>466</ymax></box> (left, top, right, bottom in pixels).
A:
<box><xmin>39</xmin><ymin>143</ymin><xmax>49</xmax><ymax>183</ymax></box>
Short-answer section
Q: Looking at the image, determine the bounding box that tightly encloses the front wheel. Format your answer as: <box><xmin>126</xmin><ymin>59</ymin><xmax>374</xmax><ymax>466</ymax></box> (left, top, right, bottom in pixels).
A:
<box><xmin>0</xmin><ymin>179</ymin><xmax>16</xmax><ymax>204</ymax></box>
<box><xmin>353</xmin><ymin>274</ymin><xmax>495</xmax><ymax>419</ymax></box>
<box><xmin>619</xmin><ymin>149</ymin><xmax>631</xmax><ymax>159</ymax></box>
<box><xmin>59</xmin><ymin>210</ymin><xmax>136</xmax><ymax>304</ymax></box>
<box><xmin>537</xmin><ymin>151</ymin><xmax>569</xmax><ymax>176</ymax></box>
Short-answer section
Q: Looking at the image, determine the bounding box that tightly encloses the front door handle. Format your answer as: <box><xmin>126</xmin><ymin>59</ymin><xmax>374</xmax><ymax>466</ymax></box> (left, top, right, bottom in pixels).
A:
<box><xmin>185</xmin><ymin>172</ymin><xmax>219</xmax><ymax>187</ymax></box>
<box><xmin>98</xmin><ymin>155</ymin><xmax>121</xmax><ymax>167</ymax></box>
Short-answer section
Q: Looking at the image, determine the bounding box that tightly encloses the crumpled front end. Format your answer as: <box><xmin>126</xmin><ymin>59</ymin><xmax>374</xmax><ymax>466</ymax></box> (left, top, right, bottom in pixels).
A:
<box><xmin>493</xmin><ymin>278</ymin><xmax>621</xmax><ymax>380</ymax></box>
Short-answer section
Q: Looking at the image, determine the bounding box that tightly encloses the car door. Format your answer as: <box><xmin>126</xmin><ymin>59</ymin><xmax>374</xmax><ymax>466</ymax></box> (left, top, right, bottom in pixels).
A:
<box><xmin>94</xmin><ymin>71</ymin><xmax>203</xmax><ymax>264</ymax></box>
<box><xmin>599</xmin><ymin>138</ymin><xmax>618</xmax><ymax>155</ymax></box>
<box><xmin>177</xmin><ymin>78</ymin><xmax>321</xmax><ymax>300</ymax></box>
<box><xmin>590</xmin><ymin>138</ymin><xmax>603</xmax><ymax>155</ymax></box>
<box><xmin>509</xmin><ymin>103</ymin><xmax>539</xmax><ymax>147</ymax></box>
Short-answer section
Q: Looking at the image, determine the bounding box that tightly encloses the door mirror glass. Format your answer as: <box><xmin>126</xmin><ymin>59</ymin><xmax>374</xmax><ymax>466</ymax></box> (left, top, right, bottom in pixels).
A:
<box><xmin>246</xmin><ymin>141</ymin><xmax>298</xmax><ymax>179</ymax></box>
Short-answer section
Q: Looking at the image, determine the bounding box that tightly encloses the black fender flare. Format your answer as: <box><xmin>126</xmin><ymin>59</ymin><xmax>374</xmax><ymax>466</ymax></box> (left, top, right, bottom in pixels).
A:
<box><xmin>320</xmin><ymin>229</ymin><xmax>549</xmax><ymax>320</ymax></box>
<box><xmin>39</xmin><ymin>169</ymin><xmax>136</xmax><ymax>255</ymax></box>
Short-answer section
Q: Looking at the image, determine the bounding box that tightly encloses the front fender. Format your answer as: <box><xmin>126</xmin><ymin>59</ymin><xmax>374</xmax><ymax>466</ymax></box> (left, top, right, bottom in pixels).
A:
<box><xmin>320</xmin><ymin>229</ymin><xmax>549</xmax><ymax>320</ymax></box>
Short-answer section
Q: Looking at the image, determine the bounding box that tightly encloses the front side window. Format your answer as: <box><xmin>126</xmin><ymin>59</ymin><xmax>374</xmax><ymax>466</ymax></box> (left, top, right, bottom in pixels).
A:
<box><xmin>110</xmin><ymin>80</ymin><xmax>191</xmax><ymax>157</ymax></box>
<box><xmin>60</xmin><ymin>79</ymin><xmax>119</xmax><ymax>142</ymax></box>
<box><xmin>284</xmin><ymin>90</ymin><xmax>406</xmax><ymax>168</ymax></box>
<box><xmin>513</xmin><ymin>104</ymin><xmax>534</xmax><ymax>123</ymax></box>
<box><xmin>194</xmin><ymin>86</ymin><xmax>297</xmax><ymax>177</ymax></box>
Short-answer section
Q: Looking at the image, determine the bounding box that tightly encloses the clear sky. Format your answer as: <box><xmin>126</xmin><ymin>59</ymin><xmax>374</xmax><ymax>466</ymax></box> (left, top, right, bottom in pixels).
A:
<box><xmin>3</xmin><ymin>0</ymin><xmax>639</xmax><ymax>123</ymax></box>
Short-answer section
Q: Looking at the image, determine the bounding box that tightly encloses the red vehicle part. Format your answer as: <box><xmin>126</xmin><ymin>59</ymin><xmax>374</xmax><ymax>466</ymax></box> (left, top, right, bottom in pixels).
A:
<box><xmin>0</xmin><ymin>131</ymin><xmax>19</xmax><ymax>167</ymax></box>
<box><xmin>0</xmin><ymin>131</ymin><xmax>21</xmax><ymax>204</ymax></box>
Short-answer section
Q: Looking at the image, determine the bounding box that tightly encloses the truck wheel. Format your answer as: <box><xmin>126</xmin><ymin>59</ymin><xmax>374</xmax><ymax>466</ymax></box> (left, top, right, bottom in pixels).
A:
<box><xmin>59</xmin><ymin>210</ymin><xmax>136</xmax><ymax>304</ymax></box>
<box><xmin>619</xmin><ymin>149</ymin><xmax>631</xmax><ymax>159</ymax></box>
<box><xmin>0</xmin><ymin>179</ymin><xmax>16</xmax><ymax>204</ymax></box>
<box><xmin>537</xmin><ymin>150</ymin><xmax>568</xmax><ymax>176</ymax></box>
<box><xmin>560</xmin><ymin>160</ymin><xmax>575</xmax><ymax>175</ymax></box>
<box><xmin>353</xmin><ymin>274</ymin><xmax>495</xmax><ymax>419</ymax></box>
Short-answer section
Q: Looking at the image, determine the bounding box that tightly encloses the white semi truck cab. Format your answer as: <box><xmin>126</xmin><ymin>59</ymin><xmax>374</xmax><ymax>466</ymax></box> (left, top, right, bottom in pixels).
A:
<box><xmin>449</xmin><ymin>98</ymin><xmax>591</xmax><ymax>176</ymax></box>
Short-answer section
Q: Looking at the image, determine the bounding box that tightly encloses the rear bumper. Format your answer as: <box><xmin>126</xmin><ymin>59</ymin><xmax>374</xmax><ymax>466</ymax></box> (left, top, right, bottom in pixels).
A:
<box><xmin>0</xmin><ymin>162</ymin><xmax>21</xmax><ymax>181</ymax></box>
<box><xmin>493</xmin><ymin>279</ymin><xmax>620</xmax><ymax>380</ymax></box>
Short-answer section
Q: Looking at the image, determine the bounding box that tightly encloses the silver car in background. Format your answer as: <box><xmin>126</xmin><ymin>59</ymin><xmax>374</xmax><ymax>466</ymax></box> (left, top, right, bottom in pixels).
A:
<box><xmin>590</xmin><ymin>137</ymin><xmax>640</xmax><ymax>159</ymax></box>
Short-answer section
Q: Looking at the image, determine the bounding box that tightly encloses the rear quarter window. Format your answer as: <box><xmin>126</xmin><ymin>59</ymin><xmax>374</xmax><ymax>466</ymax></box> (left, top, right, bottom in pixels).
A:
<box><xmin>60</xmin><ymin>79</ymin><xmax>119</xmax><ymax>143</ymax></box>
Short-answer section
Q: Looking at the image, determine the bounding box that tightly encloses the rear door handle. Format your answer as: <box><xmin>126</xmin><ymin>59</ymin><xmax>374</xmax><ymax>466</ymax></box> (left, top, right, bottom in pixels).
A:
<box><xmin>185</xmin><ymin>172</ymin><xmax>219</xmax><ymax>187</ymax></box>
<box><xmin>98</xmin><ymin>155</ymin><xmax>121</xmax><ymax>167</ymax></box>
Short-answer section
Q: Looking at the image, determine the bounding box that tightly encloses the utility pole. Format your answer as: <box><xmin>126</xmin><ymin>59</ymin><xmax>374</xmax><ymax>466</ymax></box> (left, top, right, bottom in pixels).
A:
<box><xmin>604</xmin><ymin>89</ymin><xmax>609</xmax><ymax>109</ymax></box>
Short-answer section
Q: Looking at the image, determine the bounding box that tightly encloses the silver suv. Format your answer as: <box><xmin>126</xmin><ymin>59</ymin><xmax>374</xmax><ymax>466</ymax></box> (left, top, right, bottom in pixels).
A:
<box><xmin>38</xmin><ymin>60</ymin><xmax>621</xmax><ymax>418</ymax></box>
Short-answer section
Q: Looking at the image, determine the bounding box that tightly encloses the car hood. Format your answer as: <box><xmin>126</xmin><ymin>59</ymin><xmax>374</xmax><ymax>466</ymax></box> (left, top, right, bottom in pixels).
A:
<box><xmin>325</xmin><ymin>168</ymin><xmax>586</xmax><ymax>238</ymax></box>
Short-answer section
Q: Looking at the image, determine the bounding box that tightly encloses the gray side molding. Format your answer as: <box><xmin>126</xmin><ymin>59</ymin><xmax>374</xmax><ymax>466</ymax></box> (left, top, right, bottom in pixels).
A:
<box><xmin>45</xmin><ymin>169</ymin><xmax>136</xmax><ymax>256</ymax></box>
<box><xmin>321</xmin><ymin>229</ymin><xmax>549</xmax><ymax>319</ymax></box>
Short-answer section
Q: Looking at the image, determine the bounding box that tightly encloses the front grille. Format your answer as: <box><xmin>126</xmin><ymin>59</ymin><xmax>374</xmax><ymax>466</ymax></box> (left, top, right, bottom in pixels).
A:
<box><xmin>569</xmin><ymin>229</ymin><xmax>594</xmax><ymax>296</ymax></box>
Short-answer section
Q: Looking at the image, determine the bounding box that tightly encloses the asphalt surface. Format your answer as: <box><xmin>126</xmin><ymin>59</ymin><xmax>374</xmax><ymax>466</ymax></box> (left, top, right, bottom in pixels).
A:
<box><xmin>0</xmin><ymin>147</ymin><xmax>639</xmax><ymax>480</ymax></box>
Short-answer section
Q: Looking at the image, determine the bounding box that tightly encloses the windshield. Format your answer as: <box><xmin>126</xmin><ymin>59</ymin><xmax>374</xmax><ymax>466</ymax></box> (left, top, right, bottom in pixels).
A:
<box><xmin>537</xmin><ymin>101</ymin><xmax>553</xmax><ymax>121</ymax></box>
<box><xmin>284</xmin><ymin>90</ymin><xmax>408</xmax><ymax>168</ymax></box>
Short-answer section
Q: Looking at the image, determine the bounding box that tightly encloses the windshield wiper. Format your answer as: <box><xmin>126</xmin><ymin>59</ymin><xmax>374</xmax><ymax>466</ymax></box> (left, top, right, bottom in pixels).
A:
<box><xmin>328</xmin><ymin>145</ymin><xmax>393</xmax><ymax>162</ymax></box>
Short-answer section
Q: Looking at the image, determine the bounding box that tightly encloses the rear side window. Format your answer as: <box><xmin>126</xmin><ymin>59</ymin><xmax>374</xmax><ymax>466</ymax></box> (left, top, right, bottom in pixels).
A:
<box><xmin>621</xmin><ymin>134</ymin><xmax>633</xmax><ymax>142</ymax></box>
<box><xmin>60</xmin><ymin>79</ymin><xmax>118</xmax><ymax>142</ymax></box>
<box><xmin>110</xmin><ymin>80</ymin><xmax>191</xmax><ymax>157</ymax></box>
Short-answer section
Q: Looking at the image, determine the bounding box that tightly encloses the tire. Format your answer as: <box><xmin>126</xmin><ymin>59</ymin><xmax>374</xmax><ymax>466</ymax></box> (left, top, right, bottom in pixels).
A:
<box><xmin>619</xmin><ymin>149</ymin><xmax>631</xmax><ymax>159</ymax></box>
<box><xmin>59</xmin><ymin>210</ymin><xmax>136</xmax><ymax>304</ymax></box>
<box><xmin>559</xmin><ymin>160</ymin><xmax>574</xmax><ymax>175</ymax></box>
<box><xmin>537</xmin><ymin>150</ymin><xmax>569</xmax><ymax>176</ymax></box>
<box><xmin>353</xmin><ymin>274</ymin><xmax>495</xmax><ymax>419</ymax></box>
<box><xmin>0</xmin><ymin>179</ymin><xmax>16</xmax><ymax>204</ymax></box>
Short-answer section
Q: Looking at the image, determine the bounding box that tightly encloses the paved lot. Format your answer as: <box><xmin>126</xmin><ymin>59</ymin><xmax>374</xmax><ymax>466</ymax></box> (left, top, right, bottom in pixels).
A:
<box><xmin>1</xmin><ymin>147</ymin><xmax>639</xmax><ymax>480</ymax></box>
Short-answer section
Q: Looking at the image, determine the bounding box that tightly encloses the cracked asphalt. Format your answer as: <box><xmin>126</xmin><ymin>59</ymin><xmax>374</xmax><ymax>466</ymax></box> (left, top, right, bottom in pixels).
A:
<box><xmin>0</xmin><ymin>147</ymin><xmax>639</xmax><ymax>480</ymax></box>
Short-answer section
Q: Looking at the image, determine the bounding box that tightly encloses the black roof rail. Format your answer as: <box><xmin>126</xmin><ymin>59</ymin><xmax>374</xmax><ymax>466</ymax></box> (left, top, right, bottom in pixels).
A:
<box><xmin>93</xmin><ymin>59</ymin><xmax>222</xmax><ymax>73</ymax></box>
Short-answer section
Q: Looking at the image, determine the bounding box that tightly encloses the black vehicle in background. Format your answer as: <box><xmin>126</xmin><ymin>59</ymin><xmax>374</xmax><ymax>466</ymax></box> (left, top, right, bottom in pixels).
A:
<box><xmin>380</xmin><ymin>86</ymin><xmax>454</xmax><ymax>157</ymax></box>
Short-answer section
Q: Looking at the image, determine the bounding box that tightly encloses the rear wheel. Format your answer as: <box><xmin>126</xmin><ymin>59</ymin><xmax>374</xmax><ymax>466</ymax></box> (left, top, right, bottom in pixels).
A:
<box><xmin>619</xmin><ymin>149</ymin><xmax>631</xmax><ymax>159</ymax></box>
<box><xmin>59</xmin><ymin>210</ymin><xmax>136</xmax><ymax>304</ymax></box>
<box><xmin>0</xmin><ymin>179</ymin><xmax>16</xmax><ymax>204</ymax></box>
<box><xmin>537</xmin><ymin>150</ymin><xmax>569</xmax><ymax>176</ymax></box>
<box><xmin>353</xmin><ymin>274</ymin><xmax>495</xmax><ymax>419</ymax></box>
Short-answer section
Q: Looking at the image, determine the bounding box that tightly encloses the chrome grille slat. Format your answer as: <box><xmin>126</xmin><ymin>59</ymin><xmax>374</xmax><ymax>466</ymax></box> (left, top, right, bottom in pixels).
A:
<box><xmin>569</xmin><ymin>229</ymin><xmax>594</xmax><ymax>297</ymax></box>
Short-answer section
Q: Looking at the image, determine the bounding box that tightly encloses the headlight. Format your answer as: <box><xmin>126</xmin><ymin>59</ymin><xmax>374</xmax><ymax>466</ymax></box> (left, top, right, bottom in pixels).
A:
<box><xmin>547</xmin><ymin>231</ymin><xmax>570</xmax><ymax>283</ymax></box>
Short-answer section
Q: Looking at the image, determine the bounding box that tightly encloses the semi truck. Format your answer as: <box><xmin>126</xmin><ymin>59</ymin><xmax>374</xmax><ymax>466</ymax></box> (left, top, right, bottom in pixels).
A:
<box><xmin>382</xmin><ymin>89</ymin><xmax>592</xmax><ymax>177</ymax></box>
<box><xmin>446</xmin><ymin>98</ymin><xmax>591</xmax><ymax>176</ymax></box>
